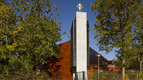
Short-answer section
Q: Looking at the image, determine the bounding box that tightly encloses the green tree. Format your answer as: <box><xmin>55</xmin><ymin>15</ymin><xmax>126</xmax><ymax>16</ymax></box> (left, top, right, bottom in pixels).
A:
<box><xmin>91</xmin><ymin>0</ymin><xmax>143</xmax><ymax>80</ymax></box>
<box><xmin>0</xmin><ymin>0</ymin><xmax>61</xmax><ymax>77</ymax></box>
<box><xmin>116</xmin><ymin>25</ymin><xmax>143</xmax><ymax>79</ymax></box>
<box><xmin>116</xmin><ymin>11</ymin><xmax>143</xmax><ymax>79</ymax></box>
<box><xmin>0</xmin><ymin>1</ymin><xmax>17</xmax><ymax>75</ymax></box>
<box><xmin>10</xmin><ymin>0</ymin><xmax>61</xmax><ymax>71</ymax></box>
<box><xmin>134</xmin><ymin>24</ymin><xmax>143</xmax><ymax>79</ymax></box>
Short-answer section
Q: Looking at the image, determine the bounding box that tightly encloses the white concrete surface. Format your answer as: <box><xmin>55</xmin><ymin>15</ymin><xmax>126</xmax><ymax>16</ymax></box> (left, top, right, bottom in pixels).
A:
<box><xmin>76</xmin><ymin>11</ymin><xmax>87</xmax><ymax>79</ymax></box>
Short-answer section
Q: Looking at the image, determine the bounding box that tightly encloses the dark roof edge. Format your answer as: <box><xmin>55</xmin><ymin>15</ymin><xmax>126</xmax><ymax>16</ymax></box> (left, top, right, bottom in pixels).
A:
<box><xmin>90</xmin><ymin>47</ymin><xmax>110</xmax><ymax>63</ymax></box>
<box><xmin>58</xmin><ymin>40</ymin><xmax>70</xmax><ymax>46</ymax></box>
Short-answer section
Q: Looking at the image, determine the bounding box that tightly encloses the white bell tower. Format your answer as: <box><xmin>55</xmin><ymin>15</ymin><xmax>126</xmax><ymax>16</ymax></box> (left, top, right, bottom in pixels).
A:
<box><xmin>70</xmin><ymin>3</ymin><xmax>89</xmax><ymax>80</ymax></box>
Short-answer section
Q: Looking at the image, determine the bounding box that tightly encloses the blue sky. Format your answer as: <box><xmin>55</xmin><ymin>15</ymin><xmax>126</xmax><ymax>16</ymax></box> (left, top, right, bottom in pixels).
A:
<box><xmin>52</xmin><ymin>0</ymin><xmax>117</xmax><ymax>61</ymax></box>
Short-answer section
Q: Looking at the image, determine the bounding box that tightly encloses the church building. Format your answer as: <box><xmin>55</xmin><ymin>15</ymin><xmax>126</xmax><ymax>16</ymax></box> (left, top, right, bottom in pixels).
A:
<box><xmin>46</xmin><ymin>3</ymin><xmax>121</xmax><ymax>80</ymax></box>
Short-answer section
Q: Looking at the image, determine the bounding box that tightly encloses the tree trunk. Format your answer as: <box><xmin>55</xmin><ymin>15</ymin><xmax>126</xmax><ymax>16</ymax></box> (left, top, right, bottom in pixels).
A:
<box><xmin>122</xmin><ymin>59</ymin><xmax>125</xmax><ymax>80</ymax></box>
<box><xmin>140</xmin><ymin>59</ymin><xmax>142</xmax><ymax>80</ymax></box>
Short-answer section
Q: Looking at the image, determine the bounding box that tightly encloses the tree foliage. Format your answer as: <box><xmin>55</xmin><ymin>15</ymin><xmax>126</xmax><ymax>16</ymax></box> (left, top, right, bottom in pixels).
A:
<box><xmin>91</xmin><ymin>0</ymin><xmax>143</xmax><ymax>61</ymax></box>
<box><xmin>0</xmin><ymin>0</ymin><xmax>61</xmax><ymax>76</ymax></box>
<box><xmin>116</xmin><ymin>4</ymin><xmax>143</xmax><ymax>69</ymax></box>
<box><xmin>91</xmin><ymin>0</ymin><xmax>143</xmax><ymax>79</ymax></box>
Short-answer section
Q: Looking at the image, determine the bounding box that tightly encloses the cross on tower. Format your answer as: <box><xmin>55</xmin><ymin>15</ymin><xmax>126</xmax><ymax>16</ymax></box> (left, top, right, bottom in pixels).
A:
<box><xmin>77</xmin><ymin>3</ymin><xmax>83</xmax><ymax>11</ymax></box>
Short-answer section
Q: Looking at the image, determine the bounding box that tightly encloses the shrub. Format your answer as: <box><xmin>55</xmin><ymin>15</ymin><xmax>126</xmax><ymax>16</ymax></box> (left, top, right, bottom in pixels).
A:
<box><xmin>88</xmin><ymin>70</ymin><xmax>141</xmax><ymax>80</ymax></box>
<box><xmin>0</xmin><ymin>70</ymin><xmax>50</xmax><ymax>80</ymax></box>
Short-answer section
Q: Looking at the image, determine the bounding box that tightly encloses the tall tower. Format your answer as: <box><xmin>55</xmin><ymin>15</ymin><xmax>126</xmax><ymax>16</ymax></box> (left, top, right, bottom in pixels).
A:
<box><xmin>70</xmin><ymin>3</ymin><xmax>89</xmax><ymax>80</ymax></box>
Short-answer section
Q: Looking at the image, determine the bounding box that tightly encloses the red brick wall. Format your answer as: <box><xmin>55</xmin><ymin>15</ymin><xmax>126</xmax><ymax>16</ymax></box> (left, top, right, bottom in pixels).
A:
<box><xmin>46</xmin><ymin>41</ymin><xmax>72</xmax><ymax>80</ymax></box>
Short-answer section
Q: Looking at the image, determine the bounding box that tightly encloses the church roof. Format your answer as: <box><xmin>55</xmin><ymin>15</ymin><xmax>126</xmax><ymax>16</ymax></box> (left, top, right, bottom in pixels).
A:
<box><xmin>59</xmin><ymin>41</ymin><xmax>110</xmax><ymax>64</ymax></box>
